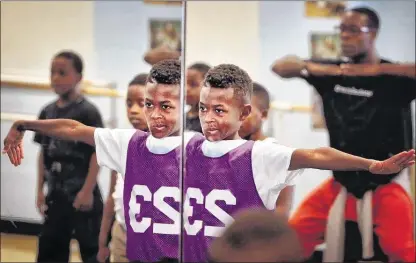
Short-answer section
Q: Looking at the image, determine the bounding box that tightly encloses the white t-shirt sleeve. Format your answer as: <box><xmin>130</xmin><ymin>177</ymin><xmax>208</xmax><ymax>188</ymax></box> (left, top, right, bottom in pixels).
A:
<box><xmin>252</xmin><ymin>139</ymin><xmax>304</xmax><ymax>209</ymax></box>
<box><xmin>94</xmin><ymin>128</ymin><xmax>136</xmax><ymax>177</ymax></box>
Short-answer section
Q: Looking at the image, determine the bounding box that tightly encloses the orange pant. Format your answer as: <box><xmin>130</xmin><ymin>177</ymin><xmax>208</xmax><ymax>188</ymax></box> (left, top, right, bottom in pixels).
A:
<box><xmin>289</xmin><ymin>177</ymin><xmax>415</xmax><ymax>262</ymax></box>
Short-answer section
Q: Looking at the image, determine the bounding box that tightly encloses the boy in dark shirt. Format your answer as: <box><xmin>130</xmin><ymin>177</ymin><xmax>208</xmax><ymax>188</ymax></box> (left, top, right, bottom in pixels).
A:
<box><xmin>34</xmin><ymin>50</ymin><xmax>104</xmax><ymax>262</ymax></box>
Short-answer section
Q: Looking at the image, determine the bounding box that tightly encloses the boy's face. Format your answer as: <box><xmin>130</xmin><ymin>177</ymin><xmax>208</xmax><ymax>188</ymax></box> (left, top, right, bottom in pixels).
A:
<box><xmin>144</xmin><ymin>83</ymin><xmax>180</xmax><ymax>138</ymax></box>
<box><xmin>186</xmin><ymin>69</ymin><xmax>204</xmax><ymax>106</ymax></box>
<box><xmin>126</xmin><ymin>84</ymin><xmax>148</xmax><ymax>131</ymax></box>
<box><xmin>199</xmin><ymin>86</ymin><xmax>251</xmax><ymax>142</ymax></box>
<box><xmin>239</xmin><ymin>96</ymin><xmax>267</xmax><ymax>138</ymax></box>
<box><xmin>50</xmin><ymin>57</ymin><xmax>81</xmax><ymax>96</ymax></box>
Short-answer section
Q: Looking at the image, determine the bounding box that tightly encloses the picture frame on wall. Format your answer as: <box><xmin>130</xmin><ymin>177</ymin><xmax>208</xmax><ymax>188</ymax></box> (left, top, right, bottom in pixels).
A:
<box><xmin>305</xmin><ymin>1</ymin><xmax>346</xmax><ymax>18</ymax></box>
<box><xmin>143</xmin><ymin>0</ymin><xmax>182</xmax><ymax>6</ymax></box>
<box><xmin>149</xmin><ymin>19</ymin><xmax>182</xmax><ymax>51</ymax></box>
<box><xmin>309</xmin><ymin>32</ymin><xmax>341</xmax><ymax>60</ymax></box>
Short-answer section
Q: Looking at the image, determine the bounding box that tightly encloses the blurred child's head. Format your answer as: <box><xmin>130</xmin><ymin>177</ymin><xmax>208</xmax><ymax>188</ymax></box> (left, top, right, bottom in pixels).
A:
<box><xmin>209</xmin><ymin>209</ymin><xmax>302</xmax><ymax>263</ymax></box>
<box><xmin>186</xmin><ymin>62</ymin><xmax>211</xmax><ymax>106</ymax></box>
<box><xmin>127</xmin><ymin>73</ymin><xmax>148</xmax><ymax>131</ymax></box>
<box><xmin>145</xmin><ymin>59</ymin><xmax>181</xmax><ymax>138</ymax></box>
<box><xmin>50</xmin><ymin>50</ymin><xmax>83</xmax><ymax>98</ymax></box>
<box><xmin>199</xmin><ymin>64</ymin><xmax>252</xmax><ymax>142</ymax></box>
<box><xmin>239</xmin><ymin>82</ymin><xmax>270</xmax><ymax>139</ymax></box>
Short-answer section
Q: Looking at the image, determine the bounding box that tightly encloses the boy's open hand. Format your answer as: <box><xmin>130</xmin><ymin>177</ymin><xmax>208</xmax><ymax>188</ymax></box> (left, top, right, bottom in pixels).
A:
<box><xmin>2</xmin><ymin>123</ymin><xmax>25</xmax><ymax>166</ymax></box>
<box><xmin>369</xmin><ymin>150</ymin><xmax>415</xmax><ymax>174</ymax></box>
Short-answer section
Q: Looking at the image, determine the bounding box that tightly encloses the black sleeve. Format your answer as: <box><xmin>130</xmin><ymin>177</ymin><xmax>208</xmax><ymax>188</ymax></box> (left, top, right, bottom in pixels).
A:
<box><xmin>83</xmin><ymin>104</ymin><xmax>105</xmax><ymax>128</ymax></box>
<box><xmin>78</xmin><ymin>104</ymin><xmax>104</xmax><ymax>155</ymax></box>
<box><xmin>33</xmin><ymin>108</ymin><xmax>47</xmax><ymax>145</ymax></box>
<box><xmin>301</xmin><ymin>59</ymin><xmax>339</xmax><ymax>96</ymax></box>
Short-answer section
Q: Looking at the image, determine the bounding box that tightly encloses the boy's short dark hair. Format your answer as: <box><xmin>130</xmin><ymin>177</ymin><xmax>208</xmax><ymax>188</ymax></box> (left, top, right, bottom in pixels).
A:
<box><xmin>129</xmin><ymin>73</ymin><xmax>148</xmax><ymax>86</ymax></box>
<box><xmin>189</xmin><ymin>62</ymin><xmax>211</xmax><ymax>76</ymax></box>
<box><xmin>54</xmin><ymin>50</ymin><xmax>83</xmax><ymax>75</ymax></box>
<box><xmin>203</xmin><ymin>64</ymin><xmax>252</xmax><ymax>103</ymax></box>
<box><xmin>253</xmin><ymin>82</ymin><xmax>270</xmax><ymax>111</ymax></box>
<box><xmin>148</xmin><ymin>59</ymin><xmax>181</xmax><ymax>85</ymax></box>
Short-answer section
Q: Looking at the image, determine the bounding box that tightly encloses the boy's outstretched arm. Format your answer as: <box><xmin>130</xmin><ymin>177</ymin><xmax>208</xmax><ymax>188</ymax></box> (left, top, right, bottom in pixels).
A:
<box><xmin>288</xmin><ymin>147</ymin><xmax>415</xmax><ymax>175</ymax></box>
<box><xmin>3</xmin><ymin>119</ymin><xmax>96</xmax><ymax>166</ymax></box>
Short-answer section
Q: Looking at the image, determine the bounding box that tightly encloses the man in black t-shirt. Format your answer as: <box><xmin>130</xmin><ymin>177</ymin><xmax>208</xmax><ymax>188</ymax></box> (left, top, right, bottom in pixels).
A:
<box><xmin>34</xmin><ymin>51</ymin><xmax>104</xmax><ymax>262</ymax></box>
<box><xmin>271</xmin><ymin>6</ymin><xmax>415</xmax><ymax>263</ymax></box>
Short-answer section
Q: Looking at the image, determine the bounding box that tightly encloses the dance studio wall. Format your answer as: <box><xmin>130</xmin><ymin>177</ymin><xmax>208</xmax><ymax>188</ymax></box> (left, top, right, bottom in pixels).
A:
<box><xmin>1</xmin><ymin>1</ymin><xmax>96</xmax><ymax>80</ymax></box>
<box><xmin>258</xmin><ymin>1</ymin><xmax>415</xmax><ymax>212</ymax></box>
<box><xmin>1</xmin><ymin>1</ymin><xmax>181</xmax><ymax>223</ymax></box>
<box><xmin>93</xmin><ymin>1</ymin><xmax>182</xmax><ymax>95</ymax></box>
<box><xmin>185</xmin><ymin>1</ymin><xmax>261</xmax><ymax>81</ymax></box>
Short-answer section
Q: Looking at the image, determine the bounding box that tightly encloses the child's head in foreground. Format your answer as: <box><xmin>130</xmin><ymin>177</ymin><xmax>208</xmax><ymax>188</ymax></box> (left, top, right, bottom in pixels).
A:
<box><xmin>126</xmin><ymin>73</ymin><xmax>149</xmax><ymax>131</ymax></box>
<box><xmin>145</xmin><ymin>59</ymin><xmax>181</xmax><ymax>138</ymax></box>
<box><xmin>208</xmin><ymin>209</ymin><xmax>302</xmax><ymax>263</ymax></box>
<box><xmin>199</xmin><ymin>64</ymin><xmax>253</xmax><ymax>142</ymax></box>
<box><xmin>239</xmin><ymin>82</ymin><xmax>271</xmax><ymax>139</ymax></box>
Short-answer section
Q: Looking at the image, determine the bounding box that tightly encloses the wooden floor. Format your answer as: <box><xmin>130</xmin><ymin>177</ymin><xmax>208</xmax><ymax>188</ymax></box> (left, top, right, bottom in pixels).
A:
<box><xmin>1</xmin><ymin>233</ymin><xmax>81</xmax><ymax>262</ymax></box>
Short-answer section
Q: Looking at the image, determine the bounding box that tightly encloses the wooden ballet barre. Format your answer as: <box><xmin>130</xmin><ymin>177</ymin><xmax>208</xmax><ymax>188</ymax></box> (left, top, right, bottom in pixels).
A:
<box><xmin>1</xmin><ymin>80</ymin><xmax>121</xmax><ymax>98</ymax></box>
<box><xmin>1</xmin><ymin>112</ymin><xmax>37</xmax><ymax>122</ymax></box>
<box><xmin>1</xmin><ymin>111</ymin><xmax>116</xmax><ymax>129</ymax></box>
<box><xmin>270</xmin><ymin>101</ymin><xmax>311</xmax><ymax>113</ymax></box>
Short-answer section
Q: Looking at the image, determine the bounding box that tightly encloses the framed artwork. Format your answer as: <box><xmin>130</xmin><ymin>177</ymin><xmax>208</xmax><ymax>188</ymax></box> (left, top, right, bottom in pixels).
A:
<box><xmin>143</xmin><ymin>0</ymin><xmax>182</xmax><ymax>6</ymax></box>
<box><xmin>311</xmin><ymin>90</ymin><xmax>327</xmax><ymax>130</ymax></box>
<box><xmin>149</xmin><ymin>20</ymin><xmax>182</xmax><ymax>51</ymax></box>
<box><xmin>310</xmin><ymin>32</ymin><xmax>341</xmax><ymax>60</ymax></box>
<box><xmin>305</xmin><ymin>1</ymin><xmax>346</xmax><ymax>18</ymax></box>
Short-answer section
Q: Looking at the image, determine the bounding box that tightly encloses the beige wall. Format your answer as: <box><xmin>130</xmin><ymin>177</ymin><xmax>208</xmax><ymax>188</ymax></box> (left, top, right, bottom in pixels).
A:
<box><xmin>185</xmin><ymin>1</ymin><xmax>260</xmax><ymax>80</ymax></box>
<box><xmin>1</xmin><ymin>1</ymin><xmax>96</xmax><ymax>81</ymax></box>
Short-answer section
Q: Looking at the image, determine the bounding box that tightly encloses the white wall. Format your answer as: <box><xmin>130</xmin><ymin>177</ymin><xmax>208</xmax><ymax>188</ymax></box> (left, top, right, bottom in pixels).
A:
<box><xmin>186</xmin><ymin>1</ymin><xmax>260</xmax><ymax>81</ymax></box>
<box><xmin>94</xmin><ymin>1</ymin><xmax>182</xmax><ymax>97</ymax></box>
<box><xmin>0</xmin><ymin>1</ymin><xmax>96</xmax><ymax>81</ymax></box>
